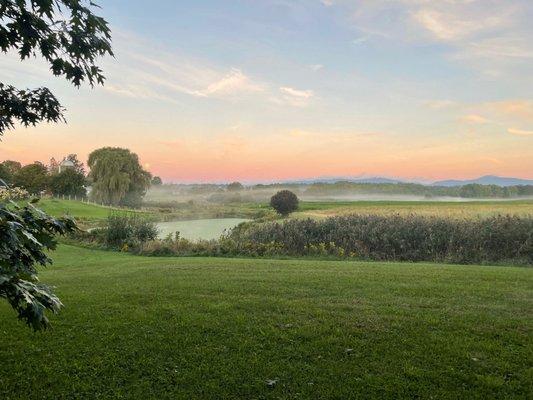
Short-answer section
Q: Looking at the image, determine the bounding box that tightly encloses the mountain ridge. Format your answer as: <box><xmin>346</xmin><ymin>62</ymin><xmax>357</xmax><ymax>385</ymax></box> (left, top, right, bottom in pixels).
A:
<box><xmin>277</xmin><ymin>175</ymin><xmax>532</xmax><ymax>187</ymax></box>
<box><xmin>432</xmin><ymin>175</ymin><xmax>533</xmax><ymax>187</ymax></box>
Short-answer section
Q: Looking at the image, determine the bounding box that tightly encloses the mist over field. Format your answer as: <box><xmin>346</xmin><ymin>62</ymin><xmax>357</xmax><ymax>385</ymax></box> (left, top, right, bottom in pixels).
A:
<box><xmin>144</xmin><ymin>182</ymin><xmax>533</xmax><ymax>206</ymax></box>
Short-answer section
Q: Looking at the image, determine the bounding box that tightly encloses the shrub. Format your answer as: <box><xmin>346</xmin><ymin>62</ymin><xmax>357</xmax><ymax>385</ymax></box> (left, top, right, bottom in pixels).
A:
<box><xmin>105</xmin><ymin>213</ymin><xmax>158</xmax><ymax>250</ymax></box>
<box><xmin>227</xmin><ymin>182</ymin><xmax>244</xmax><ymax>192</ymax></box>
<box><xmin>0</xmin><ymin>186</ymin><xmax>29</xmax><ymax>201</ymax></box>
<box><xmin>270</xmin><ymin>190</ymin><xmax>299</xmax><ymax>216</ymax></box>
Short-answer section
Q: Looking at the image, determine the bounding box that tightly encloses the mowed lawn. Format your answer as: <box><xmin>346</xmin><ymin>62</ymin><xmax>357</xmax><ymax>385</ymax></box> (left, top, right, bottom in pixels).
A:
<box><xmin>1</xmin><ymin>246</ymin><xmax>531</xmax><ymax>399</ymax></box>
<box><xmin>36</xmin><ymin>199</ymin><xmax>121</xmax><ymax>220</ymax></box>
<box><xmin>34</xmin><ymin>199</ymin><xmax>154</xmax><ymax>226</ymax></box>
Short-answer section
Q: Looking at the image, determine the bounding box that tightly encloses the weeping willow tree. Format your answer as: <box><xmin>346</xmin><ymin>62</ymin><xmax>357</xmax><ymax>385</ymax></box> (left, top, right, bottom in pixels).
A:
<box><xmin>88</xmin><ymin>147</ymin><xmax>152</xmax><ymax>207</ymax></box>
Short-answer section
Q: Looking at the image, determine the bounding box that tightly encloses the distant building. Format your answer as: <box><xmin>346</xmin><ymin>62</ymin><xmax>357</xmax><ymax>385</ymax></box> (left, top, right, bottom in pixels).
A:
<box><xmin>58</xmin><ymin>158</ymin><xmax>75</xmax><ymax>173</ymax></box>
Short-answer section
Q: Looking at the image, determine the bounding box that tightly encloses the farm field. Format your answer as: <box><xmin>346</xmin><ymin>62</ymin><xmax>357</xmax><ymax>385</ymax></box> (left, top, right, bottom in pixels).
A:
<box><xmin>0</xmin><ymin>245</ymin><xmax>531</xmax><ymax>399</ymax></box>
<box><xmin>36</xmin><ymin>198</ymin><xmax>533</xmax><ymax>222</ymax></box>
<box><xmin>294</xmin><ymin>199</ymin><xmax>533</xmax><ymax>219</ymax></box>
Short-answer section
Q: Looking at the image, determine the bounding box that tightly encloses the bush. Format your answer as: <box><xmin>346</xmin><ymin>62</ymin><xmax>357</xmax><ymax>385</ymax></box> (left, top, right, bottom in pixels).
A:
<box><xmin>0</xmin><ymin>186</ymin><xmax>29</xmax><ymax>201</ymax></box>
<box><xmin>270</xmin><ymin>190</ymin><xmax>299</xmax><ymax>216</ymax></box>
<box><xmin>227</xmin><ymin>182</ymin><xmax>244</xmax><ymax>192</ymax></box>
<box><xmin>105</xmin><ymin>213</ymin><xmax>158</xmax><ymax>250</ymax></box>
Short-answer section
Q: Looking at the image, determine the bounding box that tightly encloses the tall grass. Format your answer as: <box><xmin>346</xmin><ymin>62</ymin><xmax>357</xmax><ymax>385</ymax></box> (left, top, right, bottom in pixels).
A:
<box><xmin>230</xmin><ymin>214</ymin><xmax>532</xmax><ymax>264</ymax></box>
<box><xmin>78</xmin><ymin>213</ymin><xmax>532</xmax><ymax>265</ymax></box>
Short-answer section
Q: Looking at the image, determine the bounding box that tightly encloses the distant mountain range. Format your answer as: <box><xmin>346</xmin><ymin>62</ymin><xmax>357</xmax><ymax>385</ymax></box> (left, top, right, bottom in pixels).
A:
<box><xmin>432</xmin><ymin>175</ymin><xmax>533</xmax><ymax>187</ymax></box>
<box><xmin>288</xmin><ymin>176</ymin><xmax>404</xmax><ymax>185</ymax></box>
<box><xmin>282</xmin><ymin>175</ymin><xmax>532</xmax><ymax>187</ymax></box>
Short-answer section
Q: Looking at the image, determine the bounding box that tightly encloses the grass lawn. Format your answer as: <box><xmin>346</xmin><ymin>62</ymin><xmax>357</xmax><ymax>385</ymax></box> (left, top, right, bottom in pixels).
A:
<box><xmin>35</xmin><ymin>199</ymin><xmax>269</xmax><ymax>223</ymax></box>
<box><xmin>295</xmin><ymin>199</ymin><xmax>533</xmax><ymax>219</ymax></box>
<box><xmin>1</xmin><ymin>246</ymin><xmax>531</xmax><ymax>399</ymax></box>
<box><xmin>36</xmin><ymin>198</ymin><xmax>134</xmax><ymax>220</ymax></box>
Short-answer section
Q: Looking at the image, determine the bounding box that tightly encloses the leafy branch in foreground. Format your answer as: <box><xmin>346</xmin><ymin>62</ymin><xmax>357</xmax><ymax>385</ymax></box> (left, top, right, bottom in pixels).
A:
<box><xmin>0</xmin><ymin>0</ymin><xmax>112</xmax><ymax>329</ymax></box>
<box><xmin>0</xmin><ymin>202</ymin><xmax>77</xmax><ymax>330</ymax></box>
<box><xmin>0</xmin><ymin>84</ymin><xmax>65</xmax><ymax>132</ymax></box>
<box><xmin>0</xmin><ymin>0</ymin><xmax>113</xmax><ymax>135</ymax></box>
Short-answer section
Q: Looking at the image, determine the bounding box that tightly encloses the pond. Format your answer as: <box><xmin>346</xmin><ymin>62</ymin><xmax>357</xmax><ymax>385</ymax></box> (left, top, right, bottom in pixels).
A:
<box><xmin>156</xmin><ymin>218</ymin><xmax>250</xmax><ymax>241</ymax></box>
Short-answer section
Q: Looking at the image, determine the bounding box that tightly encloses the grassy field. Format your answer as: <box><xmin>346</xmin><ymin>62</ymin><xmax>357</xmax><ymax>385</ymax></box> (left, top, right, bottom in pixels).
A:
<box><xmin>32</xmin><ymin>198</ymin><xmax>533</xmax><ymax>225</ymax></box>
<box><xmin>295</xmin><ymin>199</ymin><xmax>533</xmax><ymax>219</ymax></box>
<box><xmin>36</xmin><ymin>198</ymin><xmax>144</xmax><ymax>220</ymax></box>
<box><xmin>36</xmin><ymin>199</ymin><xmax>269</xmax><ymax>223</ymax></box>
<box><xmin>1</xmin><ymin>245</ymin><xmax>531</xmax><ymax>399</ymax></box>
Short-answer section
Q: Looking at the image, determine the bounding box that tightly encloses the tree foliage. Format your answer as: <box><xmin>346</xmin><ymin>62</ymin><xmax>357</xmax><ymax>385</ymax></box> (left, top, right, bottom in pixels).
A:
<box><xmin>0</xmin><ymin>0</ymin><xmax>113</xmax><ymax>135</ymax></box>
<box><xmin>227</xmin><ymin>182</ymin><xmax>244</xmax><ymax>192</ymax></box>
<box><xmin>304</xmin><ymin>181</ymin><xmax>533</xmax><ymax>198</ymax></box>
<box><xmin>270</xmin><ymin>190</ymin><xmax>299</xmax><ymax>216</ymax></box>
<box><xmin>13</xmin><ymin>162</ymin><xmax>49</xmax><ymax>194</ymax></box>
<box><xmin>151</xmin><ymin>176</ymin><xmax>163</xmax><ymax>186</ymax></box>
<box><xmin>0</xmin><ymin>202</ymin><xmax>77</xmax><ymax>330</ymax></box>
<box><xmin>0</xmin><ymin>160</ymin><xmax>22</xmax><ymax>185</ymax></box>
<box><xmin>65</xmin><ymin>154</ymin><xmax>85</xmax><ymax>174</ymax></box>
<box><xmin>49</xmin><ymin>168</ymin><xmax>87</xmax><ymax>197</ymax></box>
<box><xmin>0</xmin><ymin>84</ymin><xmax>65</xmax><ymax>133</ymax></box>
<box><xmin>0</xmin><ymin>164</ymin><xmax>11</xmax><ymax>186</ymax></box>
<box><xmin>88</xmin><ymin>147</ymin><xmax>151</xmax><ymax>207</ymax></box>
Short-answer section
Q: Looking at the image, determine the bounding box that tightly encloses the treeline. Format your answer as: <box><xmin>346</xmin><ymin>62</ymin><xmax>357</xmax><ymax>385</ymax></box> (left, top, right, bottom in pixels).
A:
<box><xmin>304</xmin><ymin>182</ymin><xmax>533</xmax><ymax>198</ymax></box>
<box><xmin>1</xmin><ymin>147</ymin><xmax>162</xmax><ymax>206</ymax></box>
<box><xmin>151</xmin><ymin>181</ymin><xmax>533</xmax><ymax>199</ymax></box>
<box><xmin>0</xmin><ymin>156</ymin><xmax>87</xmax><ymax>197</ymax></box>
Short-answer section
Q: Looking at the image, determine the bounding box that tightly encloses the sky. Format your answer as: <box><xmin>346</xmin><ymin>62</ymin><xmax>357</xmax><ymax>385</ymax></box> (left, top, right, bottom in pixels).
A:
<box><xmin>1</xmin><ymin>0</ymin><xmax>532</xmax><ymax>183</ymax></box>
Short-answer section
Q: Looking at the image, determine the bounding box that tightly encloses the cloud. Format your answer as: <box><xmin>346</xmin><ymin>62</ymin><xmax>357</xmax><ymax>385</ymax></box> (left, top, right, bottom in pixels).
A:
<box><xmin>321</xmin><ymin>0</ymin><xmax>334</xmax><ymax>6</ymax></box>
<box><xmin>100</xmin><ymin>31</ymin><xmax>316</xmax><ymax>109</ymax></box>
<box><xmin>488</xmin><ymin>100</ymin><xmax>533</xmax><ymax>121</ymax></box>
<box><xmin>280</xmin><ymin>87</ymin><xmax>314</xmax><ymax>99</ymax></box>
<box><xmin>462</xmin><ymin>37</ymin><xmax>533</xmax><ymax>59</ymax></box>
<box><xmin>345</xmin><ymin>0</ymin><xmax>531</xmax><ymax>76</ymax></box>
<box><xmin>424</xmin><ymin>100</ymin><xmax>457</xmax><ymax>109</ymax></box>
<box><xmin>352</xmin><ymin>36</ymin><xmax>369</xmax><ymax>45</ymax></box>
<box><xmin>412</xmin><ymin>7</ymin><xmax>508</xmax><ymax>42</ymax></box>
<box><xmin>276</xmin><ymin>86</ymin><xmax>315</xmax><ymax>107</ymax></box>
<box><xmin>309</xmin><ymin>64</ymin><xmax>324</xmax><ymax>71</ymax></box>
<box><xmin>104</xmin><ymin>84</ymin><xmax>180</xmax><ymax>104</ymax></box>
<box><xmin>99</xmin><ymin>30</ymin><xmax>268</xmax><ymax>105</ymax></box>
<box><xmin>460</xmin><ymin>114</ymin><xmax>490</xmax><ymax>124</ymax></box>
<box><xmin>287</xmin><ymin>129</ymin><xmax>381</xmax><ymax>142</ymax></box>
<box><xmin>507</xmin><ymin>128</ymin><xmax>533</xmax><ymax>136</ymax></box>
<box><xmin>196</xmin><ymin>69</ymin><xmax>265</xmax><ymax>97</ymax></box>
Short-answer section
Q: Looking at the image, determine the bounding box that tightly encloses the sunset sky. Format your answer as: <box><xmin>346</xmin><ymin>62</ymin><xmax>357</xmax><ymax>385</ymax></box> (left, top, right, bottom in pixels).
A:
<box><xmin>1</xmin><ymin>0</ymin><xmax>532</xmax><ymax>183</ymax></box>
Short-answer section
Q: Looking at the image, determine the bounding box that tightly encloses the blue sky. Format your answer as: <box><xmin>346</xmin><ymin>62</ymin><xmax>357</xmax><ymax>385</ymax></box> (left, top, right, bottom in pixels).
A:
<box><xmin>1</xmin><ymin>0</ymin><xmax>532</xmax><ymax>182</ymax></box>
